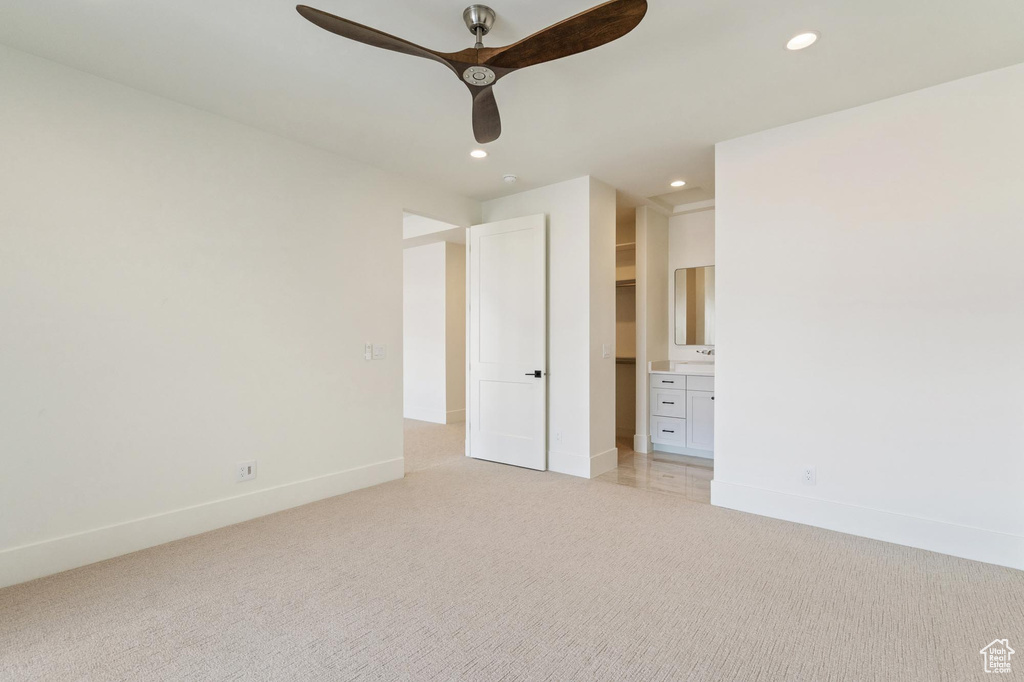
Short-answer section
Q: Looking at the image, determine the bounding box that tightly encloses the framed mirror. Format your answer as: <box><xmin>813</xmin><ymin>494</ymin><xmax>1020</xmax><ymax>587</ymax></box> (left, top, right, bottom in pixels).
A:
<box><xmin>674</xmin><ymin>266</ymin><xmax>715</xmax><ymax>346</ymax></box>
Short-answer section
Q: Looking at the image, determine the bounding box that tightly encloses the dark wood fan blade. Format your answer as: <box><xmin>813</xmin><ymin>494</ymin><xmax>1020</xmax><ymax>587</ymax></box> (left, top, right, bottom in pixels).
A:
<box><xmin>472</xmin><ymin>87</ymin><xmax>501</xmax><ymax>144</ymax></box>
<box><xmin>296</xmin><ymin>5</ymin><xmax>454</xmax><ymax>71</ymax></box>
<box><xmin>483</xmin><ymin>0</ymin><xmax>647</xmax><ymax>70</ymax></box>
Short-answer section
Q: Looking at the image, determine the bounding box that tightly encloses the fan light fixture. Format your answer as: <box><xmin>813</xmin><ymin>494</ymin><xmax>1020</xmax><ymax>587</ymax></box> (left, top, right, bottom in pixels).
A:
<box><xmin>786</xmin><ymin>32</ymin><xmax>819</xmax><ymax>50</ymax></box>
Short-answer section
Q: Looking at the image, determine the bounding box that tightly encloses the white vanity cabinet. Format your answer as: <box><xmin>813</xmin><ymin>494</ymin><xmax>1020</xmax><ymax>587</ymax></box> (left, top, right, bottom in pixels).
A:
<box><xmin>686</xmin><ymin>390</ymin><xmax>715</xmax><ymax>451</ymax></box>
<box><xmin>650</xmin><ymin>372</ymin><xmax>714</xmax><ymax>457</ymax></box>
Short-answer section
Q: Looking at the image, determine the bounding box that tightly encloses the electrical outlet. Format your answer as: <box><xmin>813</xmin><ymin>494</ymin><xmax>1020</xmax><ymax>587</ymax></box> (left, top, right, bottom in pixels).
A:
<box><xmin>803</xmin><ymin>467</ymin><xmax>816</xmax><ymax>485</ymax></box>
<box><xmin>372</xmin><ymin>343</ymin><xmax>387</xmax><ymax>360</ymax></box>
<box><xmin>237</xmin><ymin>460</ymin><xmax>257</xmax><ymax>482</ymax></box>
<box><xmin>364</xmin><ymin>343</ymin><xmax>373</xmax><ymax>361</ymax></box>
<box><xmin>554</xmin><ymin>431</ymin><xmax>562</xmax><ymax>444</ymax></box>
<box><xmin>602</xmin><ymin>343</ymin><xmax>611</xmax><ymax>359</ymax></box>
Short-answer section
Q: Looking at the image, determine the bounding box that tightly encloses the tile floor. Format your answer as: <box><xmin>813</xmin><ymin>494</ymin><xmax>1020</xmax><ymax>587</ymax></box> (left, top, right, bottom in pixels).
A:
<box><xmin>595</xmin><ymin>439</ymin><xmax>714</xmax><ymax>503</ymax></box>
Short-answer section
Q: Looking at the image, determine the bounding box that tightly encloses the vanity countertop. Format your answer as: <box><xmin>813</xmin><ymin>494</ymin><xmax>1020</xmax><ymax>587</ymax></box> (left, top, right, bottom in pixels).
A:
<box><xmin>649</xmin><ymin>360</ymin><xmax>715</xmax><ymax>376</ymax></box>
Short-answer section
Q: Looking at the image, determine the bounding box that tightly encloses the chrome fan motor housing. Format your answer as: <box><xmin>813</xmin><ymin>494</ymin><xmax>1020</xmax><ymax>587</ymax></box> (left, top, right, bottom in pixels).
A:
<box><xmin>463</xmin><ymin>66</ymin><xmax>496</xmax><ymax>86</ymax></box>
<box><xmin>463</xmin><ymin>5</ymin><xmax>496</xmax><ymax>35</ymax></box>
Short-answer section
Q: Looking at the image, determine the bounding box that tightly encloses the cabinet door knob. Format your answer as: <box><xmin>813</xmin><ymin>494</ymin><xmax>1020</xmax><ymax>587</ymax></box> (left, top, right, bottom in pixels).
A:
<box><xmin>711</xmin><ymin>396</ymin><xmax>715</xmax><ymax>401</ymax></box>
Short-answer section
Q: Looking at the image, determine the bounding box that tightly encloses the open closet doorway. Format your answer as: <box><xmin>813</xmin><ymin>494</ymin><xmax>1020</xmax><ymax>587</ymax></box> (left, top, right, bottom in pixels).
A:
<box><xmin>401</xmin><ymin>212</ymin><xmax>467</xmax><ymax>473</ymax></box>
<box><xmin>614</xmin><ymin>206</ymin><xmax>637</xmax><ymax>452</ymax></box>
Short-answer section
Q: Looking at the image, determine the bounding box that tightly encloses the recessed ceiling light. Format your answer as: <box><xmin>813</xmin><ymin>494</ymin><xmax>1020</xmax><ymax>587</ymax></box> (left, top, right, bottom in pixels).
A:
<box><xmin>671</xmin><ymin>180</ymin><xmax>686</xmax><ymax>188</ymax></box>
<box><xmin>470</xmin><ymin>149</ymin><xmax>488</xmax><ymax>159</ymax></box>
<box><xmin>786</xmin><ymin>32</ymin><xmax>819</xmax><ymax>51</ymax></box>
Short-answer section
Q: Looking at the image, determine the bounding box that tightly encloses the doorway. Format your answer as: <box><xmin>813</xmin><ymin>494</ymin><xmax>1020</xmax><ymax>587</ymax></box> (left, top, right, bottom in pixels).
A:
<box><xmin>402</xmin><ymin>212</ymin><xmax>467</xmax><ymax>472</ymax></box>
<box><xmin>614</xmin><ymin>208</ymin><xmax>637</xmax><ymax>454</ymax></box>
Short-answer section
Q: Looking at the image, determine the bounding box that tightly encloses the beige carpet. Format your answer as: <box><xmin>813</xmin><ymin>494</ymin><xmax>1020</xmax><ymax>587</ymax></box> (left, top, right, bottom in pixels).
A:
<box><xmin>1</xmin><ymin>451</ymin><xmax>1021</xmax><ymax>681</ymax></box>
<box><xmin>404</xmin><ymin>418</ymin><xmax>466</xmax><ymax>473</ymax></box>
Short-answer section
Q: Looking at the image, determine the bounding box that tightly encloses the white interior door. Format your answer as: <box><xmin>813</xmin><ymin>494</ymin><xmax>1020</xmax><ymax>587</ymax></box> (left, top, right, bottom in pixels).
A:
<box><xmin>468</xmin><ymin>215</ymin><xmax>547</xmax><ymax>470</ymax></box>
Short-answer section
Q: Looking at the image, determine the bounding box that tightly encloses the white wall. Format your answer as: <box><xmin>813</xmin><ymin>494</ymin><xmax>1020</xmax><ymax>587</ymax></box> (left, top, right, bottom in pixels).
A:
<box><xmin>403</xmin><ymin>243</ymin><xmax>448</xmax><ymax>423</ymax></box>
<box><xmin>481</xmin><ymin>177</ymin><xmax>617</xmax><ymax>478</ymax></box>
<box><xmin>402</xmin><ymin>241</ymin><xmax>466</xmax><ymax>424</ymax></box>
<box><xmin>668</xmin><ymin>209</ymin><xmax>715</xmax><ymax>362</ymax></box>
<box><xmin>713</xmin><ymin>63</ymin><xmax>1024</xmax><ymax>569</ymax></box>
<box><xmin>633</xmin><ymin>207</ymin><xmax>669</xmax><ymax>453</ymax></box>
<box><xmin>0</xmin><ymin>46</ymin><xmax>479</xmax><ymax>587</ymax></box>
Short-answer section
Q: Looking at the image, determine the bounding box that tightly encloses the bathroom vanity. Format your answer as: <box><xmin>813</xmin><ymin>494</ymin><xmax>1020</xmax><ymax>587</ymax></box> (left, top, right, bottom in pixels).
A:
<box><xmin>649</xmin><ymin>361</ymin><xmax>714</xmax><ymax>457</ymax></box>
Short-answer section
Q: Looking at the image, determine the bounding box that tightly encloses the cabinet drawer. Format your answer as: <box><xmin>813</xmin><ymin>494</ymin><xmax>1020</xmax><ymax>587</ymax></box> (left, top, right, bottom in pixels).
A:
<box><xmin>651</xmin><ymin>416</ymin><xmax>686</xmax><ymax>445</ymax></box>
<box><xmin>651</xmin><ymin>374</ymin><xmax>684</xmax><ymax>389</ymax></box>
<box><xmin>687</xmin><ymin>375</ymin><xmax>715</xmax><ymax>392</ymax></box>
<box><xmin>651</xmin><ymin>388</ymin><xmax>686</xmax><ymax>418</ymax></box>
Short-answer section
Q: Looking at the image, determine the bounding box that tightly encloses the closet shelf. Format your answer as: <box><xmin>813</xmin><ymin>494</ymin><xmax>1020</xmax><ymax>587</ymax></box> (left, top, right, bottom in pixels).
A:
<box><xmin>616</xmin><ymin>279</ymin><xmax>636</xmax><ymax>288</ymax></box>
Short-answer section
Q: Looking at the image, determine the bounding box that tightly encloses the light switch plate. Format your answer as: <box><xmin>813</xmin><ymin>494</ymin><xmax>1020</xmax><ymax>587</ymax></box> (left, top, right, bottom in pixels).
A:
<box><xmin>372</xmin><ymin>343</ymin><xmax>387</xmax><ymax>360</ymax></box>
<box><xmin>602</xmin><ymin>343</ymin><xmax>611</xmax><ymax>359</ymax></box>
<box><xmin>364</xmin><ymin>343</ymin><xmax>373</xmax><ymax>361</ymax></box>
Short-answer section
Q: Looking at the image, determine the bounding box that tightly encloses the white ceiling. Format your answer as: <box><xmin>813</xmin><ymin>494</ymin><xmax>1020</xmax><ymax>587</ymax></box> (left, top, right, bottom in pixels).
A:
<box><xmin>2</xmin><ymin>0</ymin><xmax>1023</xmax><ymax>204</ymax></box>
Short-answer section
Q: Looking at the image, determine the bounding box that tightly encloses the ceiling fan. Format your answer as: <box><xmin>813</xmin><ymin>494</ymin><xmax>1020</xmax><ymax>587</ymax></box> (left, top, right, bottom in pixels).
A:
<box><xmin>296</xmin><ymin>0</ymin><xmax>648</xmax><ymax>144</ymax></box>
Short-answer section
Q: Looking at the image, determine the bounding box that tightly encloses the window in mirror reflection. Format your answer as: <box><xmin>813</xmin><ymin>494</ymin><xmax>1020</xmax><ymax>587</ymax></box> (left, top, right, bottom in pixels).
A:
<box><xmin>674</xmin><ymin>266</ymin><xmax>715</xmax><ymax>346</ymax></box>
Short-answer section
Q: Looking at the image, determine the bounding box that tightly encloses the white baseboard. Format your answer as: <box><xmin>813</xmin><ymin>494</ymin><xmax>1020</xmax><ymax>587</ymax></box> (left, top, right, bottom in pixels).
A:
<box><xmin>590</xmin><ymin>447</ymin><xmax>618</xmax><ymax>478</ymax></box>
<box><xmin>634</xmin><ymin>434</ymin><xmax>651</xmax><ymax>454</ymax></box>
<box><xmin>0</xmin><ymin>458</ymin><xmax>404</xmax><ymax>588</ymax></box>
<box><xmin>403</xmin><ymin>405</ymin><xmax>446</xmax><ymax>424</ymax></box>
<box><xmin>549</xmin><ymin>448</ymin><xmax>618</xmax><ymax>479</ymax></box>
<box><xmin>445</xmin><ymin>409</ymin><xmax>466</xmax><ymax>424</ymax></box>
<box><xmin>711</xmin><ymin>480</ymin><xmax>1024</xmax><ymax>571</ymax></box>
